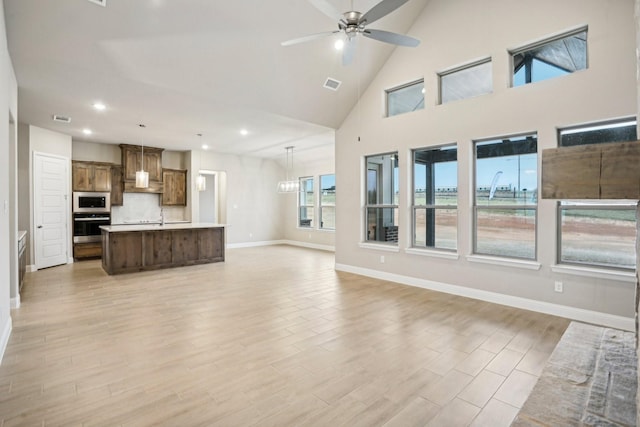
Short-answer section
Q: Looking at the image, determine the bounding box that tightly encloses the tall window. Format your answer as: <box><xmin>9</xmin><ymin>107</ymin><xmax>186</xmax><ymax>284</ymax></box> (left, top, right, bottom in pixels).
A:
<box><xmin>386</xmin><ymin>80</ymin><xmax>424</xmax><ymax>117</ymax></box>
<box><xmin>299</xmin><ymin>177</ymin><xmax>314</xmax><ymax>228</ymax></box>
<box><xmin>412</xmin><ymin>145</ymin><xmax>458</xmax><ymax>250</ymax></box>
<box><xmin>365</xmin><ymin>153</ymin><xmax>398</xmax><ymax>244</ymax></box>
<box><xmin>474</xmin><ymin>134</ymin><xmax>538</xmax><ymax>259</ymax></box>
<box><xmin>319</xmin><ymin>174</ymin><xmax>335</xmax><ymax>230</ymax></box>
<box><xmin>439</xmin><ymin>60</ymin><xmax>492</xmax><ymax>104</ymax></box>
<box><xmin>557</xmin><ymin>119</ymin><xmax>637</xmax><ymax>270</ymax></box>
<box><xmin>512</xmin><ymin>28</ymin><xmax>587</xmax><ymax>87</ymax></box>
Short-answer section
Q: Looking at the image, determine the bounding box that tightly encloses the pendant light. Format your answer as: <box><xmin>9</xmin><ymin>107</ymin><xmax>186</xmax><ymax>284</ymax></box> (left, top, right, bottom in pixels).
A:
<box><xmin>135</xmin><ymin>124</ymin><xmax>149</xmax><ymax>188</ymax></box>
<box><xmin>195</xmin><ymin>134</ymin><xmax>206</xmax><ymax>191</ymax></box>
<box><xmin>277</xmin><ymin>146</ymin><xmax>300</xmax><ymax>193</ymax></box>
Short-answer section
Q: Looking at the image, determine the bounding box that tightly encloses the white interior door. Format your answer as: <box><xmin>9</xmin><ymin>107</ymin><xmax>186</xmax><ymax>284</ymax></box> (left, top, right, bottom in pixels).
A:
<box><xmin>34</xmin><ymin>152</ymin><xmax>69</xmax><ymax>269</ymax></box>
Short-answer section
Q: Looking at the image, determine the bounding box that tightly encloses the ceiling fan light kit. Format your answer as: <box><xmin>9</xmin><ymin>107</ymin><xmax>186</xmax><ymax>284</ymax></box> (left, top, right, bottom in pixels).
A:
<box><xmin>282</xmin><ymin>0</ymin><xmax>420</xmax><ymax>66</ymax></box>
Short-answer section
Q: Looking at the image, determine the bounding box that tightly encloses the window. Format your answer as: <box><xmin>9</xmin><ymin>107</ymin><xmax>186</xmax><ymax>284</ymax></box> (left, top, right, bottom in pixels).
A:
<box><xmin>412</xmin><ymin>145</ymin><xmax>458</xmax><ymax>250</ymax></box>
<box><xmin>299</xmin><ymin>177</ymin><xmax>314</xmax><ymax>228</ymax></box>
<box><xmin>559</xmin><ymin>119</ymin><xmax>637</xmax><ymax>147</ymax></box>
<box><xmin>439</xmin><ymin>60</ymin><xmax>492</xmax><ymax>104</ymax></box>
<box><xmin>512</xmin><ymin>29</ymin><xmax>587</xmax><ymax>87</ymax></box>
<box><xmin>386</xmin><ymin>80</ymin><xmax>424</xmax><ymax>117</ymax></box>
<box><xmin>365</xmin><ymin>153</ymin><xmax>398</xmax><ymax>244</ymax></box>
<box><xmin>557</xmin><ymin>119</ymin><xmax>637</xmax><ymax>270</ymax></box>
<box><xmin>319</xmin><ymin>174</ymin><xmax>335</xmax><ymax>230</ymax></box>
<box><xmin>474</xmin><ymin>134</ymin><xmax>538</xmax><ymax>259</ymax></box>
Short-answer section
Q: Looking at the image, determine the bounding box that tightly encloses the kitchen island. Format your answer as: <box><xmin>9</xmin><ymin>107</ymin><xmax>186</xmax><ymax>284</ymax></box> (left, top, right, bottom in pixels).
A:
<box><xmin>100</xmin><ymin>223</ymin><xmax>224</xmax><ymax>275</ymax></box>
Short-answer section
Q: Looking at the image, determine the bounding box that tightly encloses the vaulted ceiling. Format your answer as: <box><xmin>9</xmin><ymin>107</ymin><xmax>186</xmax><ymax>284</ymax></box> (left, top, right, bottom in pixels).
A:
<box><xmin>4</xmin><ymin>0</ymin><xmax>428</xmax><ymax>163</ymax></box>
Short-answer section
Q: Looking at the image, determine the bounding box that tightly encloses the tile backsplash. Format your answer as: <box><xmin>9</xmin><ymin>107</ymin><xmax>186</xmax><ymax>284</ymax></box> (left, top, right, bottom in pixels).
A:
<box><xmin>111</xmin><ymin>193</ymin><xmax>186</xmax><ymax>224</ymax></box>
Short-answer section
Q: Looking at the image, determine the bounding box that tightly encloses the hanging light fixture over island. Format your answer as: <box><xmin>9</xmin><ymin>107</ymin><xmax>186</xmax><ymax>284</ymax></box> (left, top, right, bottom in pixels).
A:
<box><xmin>135</xmin><ymin>124</ymin><xmax>149</xmax><ymax>188</ymax></box>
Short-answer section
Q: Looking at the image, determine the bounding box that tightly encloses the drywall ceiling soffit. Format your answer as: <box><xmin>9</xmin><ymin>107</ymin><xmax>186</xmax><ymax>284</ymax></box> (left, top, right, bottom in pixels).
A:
<box><xmin>4</xmin><ymin>0</ymin><xmax>429</xmax><ymax>162</ymax></box>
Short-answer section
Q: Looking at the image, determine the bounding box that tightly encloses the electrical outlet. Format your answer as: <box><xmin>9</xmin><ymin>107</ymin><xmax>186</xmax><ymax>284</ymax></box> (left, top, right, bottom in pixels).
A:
<box><xmin>554</xmin><ymin>281</ymin><xmax>563</xmax><ymax>293</ymax></box>
<box><xmin>380</xmin><ymin>255</ymin><xmax>385</xmax><ymax>263</ymax></box>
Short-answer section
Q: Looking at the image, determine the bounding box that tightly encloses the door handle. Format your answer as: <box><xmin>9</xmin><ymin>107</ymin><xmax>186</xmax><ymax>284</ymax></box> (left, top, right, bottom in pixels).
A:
<box><xmin>37</xmin><ymin>225</ymin><xmax>43</xmax><ymax>229</ymax></box>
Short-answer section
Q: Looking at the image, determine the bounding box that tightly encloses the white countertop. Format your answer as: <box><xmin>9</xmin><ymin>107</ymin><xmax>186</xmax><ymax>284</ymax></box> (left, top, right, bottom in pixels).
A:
<box><xmin>101</xmin><ymin>223</ymin><xmax>224</xmax><ymax>232</ymax></box>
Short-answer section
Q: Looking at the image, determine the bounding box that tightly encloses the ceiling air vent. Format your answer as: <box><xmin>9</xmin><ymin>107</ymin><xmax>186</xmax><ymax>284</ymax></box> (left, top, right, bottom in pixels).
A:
<box><xmin>52</xmin><ymin>115</ymin><xmax>71</xmax><ymax>124</ymax></box>
<box><xmin>87</xmin><ymin>0</ymin><xmax>107</xmax><ymax>7</ymax></box>
<box><xmin>323</xmin><ymin>78</ymin><xmax>342</xmax><ymax>91</ymax></box>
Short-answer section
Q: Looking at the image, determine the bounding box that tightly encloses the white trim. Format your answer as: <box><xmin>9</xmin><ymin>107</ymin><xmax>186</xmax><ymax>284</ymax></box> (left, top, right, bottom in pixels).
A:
<box><xmin>27</xmin><ymin>264</ymin><xmax>37</xmax><ymax>273</ymax></box>
<box><xmin>0</xmin><ymin>317</ymin><xmax>12</xmax><ymax>365</ymax></box>
<box><xmin>282</xmin><ymin>240</ymin><xmax>335</xmax><ymax>252</ymax></box>
<box><xmin>226</xmin><ymin>240</ymin><xmax>286</xmax><ymax>249</ymax></box>
<box><xmin>405</xmin><ymin>247</ymin><xmax>459</xmax><ymax>260</ymax></box>
<box><xmin>358</xmin><ymin>242</ymin><xmax>400</xmax><ymax>252</ymax></box>
<box><xmin>551</xmin><ymin>264</ymin><xmax>636</xmax><ymax>283</ymax></box>
<box><xmin>466</xmin><ymin>255</ymin><xmax>541</xmax><ymax>270</ymax></box>
<box><xmin>10</xmin><ymin>295</ymin><xmax>20</xmax><ymax>309</ymax></box>
<box><xmin>227</xmin><ymin>239</ymin><xmax>335</xmax><ymax>252</ymax></box>
<box><xmin>334</xmin><ymin>263</ymin><xmax>634</xmax><ymax>331</ymax></box>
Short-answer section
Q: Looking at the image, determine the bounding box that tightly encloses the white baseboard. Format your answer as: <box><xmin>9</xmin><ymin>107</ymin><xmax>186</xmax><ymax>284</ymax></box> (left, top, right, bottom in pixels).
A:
<box><xmin>10</xmin><ymin>295</ymin><xmax>20</xmax><ymax>309</ymax></box>
<box><xmin>0</xmin><ymin>316</ymin><xmax>12</xmax><ymax>365</ymax></box>
<box><xmin>281</xmin><ymin>240</ymin><xmax>335</xmax><ymax>252</ymax></box>
<box><xmin>227</xmin><ymin>240</ymin><xmax>335</xmax><ymax>252</ymax></box>
<box><xmin>226</xmin><ymin>240</ymin><xmax>286</xmax><ymax>249</ymax></box>
<box><xmin>335</xmin><ymin>263</ymin><xmax>635</xmax><ymax>332</ymax></box>
<box><xmin>27</xmin><ymin>264</ymin><xmax>36</xmax><ymax>273</ymax></box>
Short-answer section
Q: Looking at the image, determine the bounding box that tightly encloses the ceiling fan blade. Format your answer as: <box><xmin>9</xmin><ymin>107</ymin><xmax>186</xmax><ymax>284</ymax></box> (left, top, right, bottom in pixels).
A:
<box><xmin>281</xmin><ymin>31</ymin><xmax>339</xmax><ymax>46</ymax></box>
<box><xmin>342</xmin><ymin>38</ymin><xmax>356</xmax><ymax>66</ymax></box>
<box><xmin>362</xmin><ymin>29</ymin><xmax>420</xmax><ymax>47</ymax></box>
<box><xmin>360</xmin><ymin>0</ymin><xmax>409</xmax><ymax>26</ymax></box>
<box><xmin>308</xmin><ymin>0</ymin><xmax>344</xmax><ymax>22</ymax></box>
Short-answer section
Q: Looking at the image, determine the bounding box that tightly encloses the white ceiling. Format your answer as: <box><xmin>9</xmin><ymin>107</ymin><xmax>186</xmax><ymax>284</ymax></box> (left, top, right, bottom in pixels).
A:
<box><xmin>4</xmin><ymin>0</ymin><xmax>428</xmax><ymax>164</ymax></box>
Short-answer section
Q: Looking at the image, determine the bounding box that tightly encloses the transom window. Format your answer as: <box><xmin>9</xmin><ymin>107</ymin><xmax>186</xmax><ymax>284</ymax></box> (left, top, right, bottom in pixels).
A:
<box><xmin>365</xmin><ymin>153</ymin><xmax>399</xmax><ymax>244</ymax></box>
<box><xmin>512</xmin><ymin>28</ymin><xmax>587</xmax><ymax>87</ymax></box>
<box><xmin>439</xmin><ymin>60</ymin><xmax>492</xmax><ymax>104</ymax></box>
<box><xmin>412</xmin><ymin>145</ymin><xmax>458</xmax><ymax>250</ymax></box>
<box><xmin>557</xmin><ymin>119</ymin><xmax>637</xmax><ymax>270</ymax></box>
<box><xmin>386</xmin><ymin>80</ymin><xmax>425</xmax><ymax>117</ymax></box>
<box><xmin>474</xmin><ymin>134</ymin><xmax>538</xmax><ymax>259</ymax></box>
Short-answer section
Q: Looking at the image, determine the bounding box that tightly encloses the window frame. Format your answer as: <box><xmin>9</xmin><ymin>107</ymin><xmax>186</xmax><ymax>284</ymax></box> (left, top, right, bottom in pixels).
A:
<box><xmin>385</xmin><ymin>79</ymin><xmax>425</xmax><ymax>118</ymax></box>
<box><xmin>364</xmin><ymin>152</ymin><xmax>399</xmax><ymax>245</ymax></box>
<box><xmin>298</xmin><ymin>176</ymin><xmax>314</xmax><ymax>228</ymax></box>
<box><xmin>319</xmin><ymin>173</ymin><xmax>336</xmax><ymax>231</ymax></box>
<box><xmin>510</xmin><ymin>27</ymin><xmax>588</xmax><ymax>88</ymax></box>
<box><xmin>411</xmin><ymin>144</ymin><xmax>458</xmax><ymax>252</ymax></box>
<box><xmin>555</xmin><ymin>118</ymin><xmax>638</xmax><ymax>270</ymax></box>
<box><xmin>438</xmin><ymin>58</ymin><xmax>492</xmax><ymax>105</ymax></box>
<box><xmin>473</xmin><ymin>133</ymin><xmax>539</xmax><ymax>260</ymax></box>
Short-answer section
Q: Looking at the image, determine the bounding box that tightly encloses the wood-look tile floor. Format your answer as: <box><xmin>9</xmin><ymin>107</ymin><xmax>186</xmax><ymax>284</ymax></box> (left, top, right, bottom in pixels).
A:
<box><xmin>1</xmin><ymin>246</ymin><xmax>569</xmax><ymax>426</ymax></box>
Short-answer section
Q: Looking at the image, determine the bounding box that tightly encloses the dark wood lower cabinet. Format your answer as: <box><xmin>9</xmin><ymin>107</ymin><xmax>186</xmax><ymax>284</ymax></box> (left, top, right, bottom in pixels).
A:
<box><xmin>102</xmin><ymin>227</ymin><xmax>224</xmax><ymax>275</ymax></box>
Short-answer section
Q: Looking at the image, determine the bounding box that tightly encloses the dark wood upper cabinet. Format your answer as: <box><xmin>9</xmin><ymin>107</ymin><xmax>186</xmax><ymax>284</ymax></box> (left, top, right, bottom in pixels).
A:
<box><xmin>110</xmin><ymin>165</ymin><xmax>124</xmax><ymax>206</ymax></box>
<box><xmin>162</xmin><ymin>168</ymin><xmax>187</xmax><ymax>206</ymax></box>
<box><xmin>72</xmin><ymin>161</ymin><xmax>112</xmax><ymax>192</ymax></box>
<box><xmin>119</xmin><ymin>144</ymin><xmax>164</xmax><ymax>193</ymax></box>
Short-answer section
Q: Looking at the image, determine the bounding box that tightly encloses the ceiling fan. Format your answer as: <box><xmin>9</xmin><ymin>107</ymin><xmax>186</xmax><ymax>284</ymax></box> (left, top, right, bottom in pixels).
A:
<box><xmin>281</xmin><ymin>0</ymin><xmax>421</xmax><ymax>66</ymax></box>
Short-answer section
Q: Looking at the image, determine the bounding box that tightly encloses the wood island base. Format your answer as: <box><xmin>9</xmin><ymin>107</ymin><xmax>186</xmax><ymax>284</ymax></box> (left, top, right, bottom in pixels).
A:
<box><xmin>101</xmin><ymin>224</ymin><xmax>224</xmax><ymax>275</ymax></box>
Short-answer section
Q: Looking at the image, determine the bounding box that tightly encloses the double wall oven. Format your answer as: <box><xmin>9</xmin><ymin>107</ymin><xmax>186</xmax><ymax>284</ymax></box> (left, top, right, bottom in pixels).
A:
<box><xmin>72</xmin><ymin>192</ymin><xmax>111</xmax><ymax>243</ymax></box>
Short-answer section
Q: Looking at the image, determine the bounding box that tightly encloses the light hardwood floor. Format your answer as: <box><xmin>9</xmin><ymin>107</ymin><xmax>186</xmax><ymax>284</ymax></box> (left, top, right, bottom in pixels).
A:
<box><xmin>1</xmin><ymin>245</ymin><xmax>569</xmax><ymax>426</ymax></box>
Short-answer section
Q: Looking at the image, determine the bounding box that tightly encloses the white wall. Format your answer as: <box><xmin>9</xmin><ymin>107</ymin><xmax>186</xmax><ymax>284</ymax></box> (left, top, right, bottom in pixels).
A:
<box><xmin>190</xmin><ymin>150</ymin><xmax>283</xmax><ymax>245</ymax></box>
<box><xmin>335</xmin><ymin>0</ymin><xmax>637</xmax><ymax>328</ymax></box>
<box><xmin>0</xmin><ymin>0</ymin><xmax>18</xmax><ymax>363</ymax></box>
<box><xmin>72</xmin><ymin>140</ymin><xmax>120</xmax><ymax>164</ymax></box>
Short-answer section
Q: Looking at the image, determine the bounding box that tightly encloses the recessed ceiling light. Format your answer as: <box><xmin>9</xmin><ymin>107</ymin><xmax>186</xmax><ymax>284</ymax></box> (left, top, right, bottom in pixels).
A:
<box><xmin>240</xmin><ymin>129</ymin><xmax>249</xmax><ymax>136</ymax></box>
<box><xmin>82</xmin><ymin>128</ymin><xmax>92</xmax><ymax>135</ymax></box>
<box><xmin>202</xmin><ymin>144</ymin><xmax>209</xmax><ymax>150</ymax></box>
<box><xmin>93</xmin><ymin>102</ymin><xmax>106</xmax><ymax>111</ymax></box>
<box><xmin>334</xmin><ymin>39</ymin><xmax>345</xmax><ymax>51</ymax></box>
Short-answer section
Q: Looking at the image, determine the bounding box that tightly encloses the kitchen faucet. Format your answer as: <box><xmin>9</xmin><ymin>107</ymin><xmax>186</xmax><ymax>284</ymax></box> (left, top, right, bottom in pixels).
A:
<box><xmin>160</xmin><ymin>208</ymin><xmax>165</xmax><ymax>226</ymax></box>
